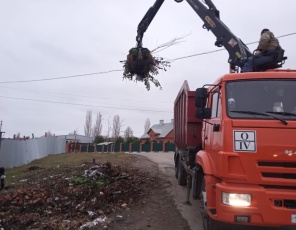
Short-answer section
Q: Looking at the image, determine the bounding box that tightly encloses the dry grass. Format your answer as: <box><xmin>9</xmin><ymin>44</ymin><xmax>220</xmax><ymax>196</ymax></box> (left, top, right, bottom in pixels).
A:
<box><xmin>4</xmin><ymin>152</ymin><xmax>135</xmax><ymax>187</ymax></box>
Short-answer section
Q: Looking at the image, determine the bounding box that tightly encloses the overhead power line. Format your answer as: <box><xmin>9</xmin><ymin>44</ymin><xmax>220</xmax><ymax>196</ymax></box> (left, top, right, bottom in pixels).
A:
<box><xmin>170</xmin><ymin>32</ymin><xmax>296</xmax><ymax>62</ymax></box>
<box><xmin>0</xmin><ymin>32</ymin><xmax>295</xmax><ymax>84</ymax></box>
<box><xmin>0</xmin><ymin>70</ymin><xmax>122</xmax><ymax>84</ymax></box>
<box><xmin>0</xmin><ymin>95</ymin><xmax>173</xmax><ymax>113</ymax></box>
<box><xmin>0</xmin><ymin>85</ymin><xmax>171</xmax><ymax>104</ymax></box>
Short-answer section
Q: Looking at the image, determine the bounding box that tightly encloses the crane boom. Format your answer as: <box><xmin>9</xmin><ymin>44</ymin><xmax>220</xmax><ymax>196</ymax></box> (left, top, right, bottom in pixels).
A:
<box><xmin>136</xmin><ymin>0</ymin><xmax>252</xmax><ymax>72</ymax></box>
<box><xmin>136</xmin><ymin>0</ymin><xmax>165</xmax><ymax>48</ymax></box>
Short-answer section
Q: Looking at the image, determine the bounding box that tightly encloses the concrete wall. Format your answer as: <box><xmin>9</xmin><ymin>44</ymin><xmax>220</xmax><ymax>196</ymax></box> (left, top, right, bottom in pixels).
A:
<box><xmin>0</xmin><ymin>136</ymin><xmax>66</xmax><ymax>168</ymax></box>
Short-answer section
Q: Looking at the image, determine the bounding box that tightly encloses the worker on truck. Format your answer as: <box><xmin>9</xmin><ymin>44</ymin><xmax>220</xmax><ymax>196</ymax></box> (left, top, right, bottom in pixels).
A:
<box><xmin>242</xmin><ymin>28</ymin><xmax>281</xmax><ymax>72</ymax></box>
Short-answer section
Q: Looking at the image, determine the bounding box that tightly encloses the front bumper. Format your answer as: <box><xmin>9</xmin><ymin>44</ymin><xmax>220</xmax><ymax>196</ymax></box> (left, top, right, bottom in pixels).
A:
<box><xmin>213</xmin><ymin>182</ymin><xmax>296</xmax><ymax>227</ymax></box>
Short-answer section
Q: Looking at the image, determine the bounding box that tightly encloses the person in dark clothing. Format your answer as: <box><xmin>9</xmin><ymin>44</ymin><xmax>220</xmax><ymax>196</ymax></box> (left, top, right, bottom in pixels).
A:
<box><xmin>0</xmin><ymin>167</ymin><xmax>5</xmax><ymax>189</ymax></box>
<box><xmin>242</xmin><ymin>29</ymin><xmax>280</xmax><ymax>72</ymax></box>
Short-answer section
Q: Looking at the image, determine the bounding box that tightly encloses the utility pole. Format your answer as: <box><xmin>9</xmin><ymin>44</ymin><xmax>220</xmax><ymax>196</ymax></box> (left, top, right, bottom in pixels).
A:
<box><xmin>0</xmin><ymin>121</ymin><xmax>5</xmax><ymax>151</ymax></box>
<box><xmin>0</xmin><ymin>120</ymin><xmax>5</xmax><ymax>190</ymax></box>
<box><xmin>107</xmin><ymin>117</ymin><xmax>110</xmax><ymax>152</ymax></box>
<box><xmin>106</xmin><ymin>116</ymin><xmax>112</xmax><ymax>152</ymax></box>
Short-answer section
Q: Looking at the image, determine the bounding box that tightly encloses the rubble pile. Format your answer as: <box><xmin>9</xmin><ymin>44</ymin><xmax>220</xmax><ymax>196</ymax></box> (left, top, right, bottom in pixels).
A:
<box><xmin>0</xmin><ymin>162</ymin><xmax>158</xmax><ymax>229</ymax></box>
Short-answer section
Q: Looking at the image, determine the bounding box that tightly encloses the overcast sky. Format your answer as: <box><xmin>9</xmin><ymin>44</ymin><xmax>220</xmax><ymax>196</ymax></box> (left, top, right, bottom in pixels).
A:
<box><xmin>0</xmin><ymin>0</ymin><xmax>295</xmax><ymax>138</ymax></box>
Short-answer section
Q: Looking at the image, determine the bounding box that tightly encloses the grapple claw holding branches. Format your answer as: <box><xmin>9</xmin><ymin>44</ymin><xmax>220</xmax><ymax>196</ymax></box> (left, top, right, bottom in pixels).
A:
<box><xmin>121</xmin><ymin>36</ymin><xmax>187</xmax><ymax>90</ymax></box>
<box><xmin>121</xmin><ymin>47</ymin><xmax>170</xmax><ymax>91</ymax></box>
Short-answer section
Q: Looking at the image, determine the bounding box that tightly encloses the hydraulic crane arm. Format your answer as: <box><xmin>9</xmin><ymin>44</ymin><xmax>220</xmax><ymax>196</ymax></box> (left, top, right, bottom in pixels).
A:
<box><xmin>136</xmin><ymin>0</ymin><xmax>252</xmax><ymax>71</ymax></box>
<box><xmin>136</xmin><ymin>0</ymin><xmax>165</xmax><ymax>48</ymax></box>
<box><xmin>185</xmin><ymin>0</ymin><xmax>252</xmax><ymax>70</ymax></box>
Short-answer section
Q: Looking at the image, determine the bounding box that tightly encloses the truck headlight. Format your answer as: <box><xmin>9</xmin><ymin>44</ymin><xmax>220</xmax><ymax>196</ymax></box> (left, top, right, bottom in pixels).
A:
<box><xmin>222</xmin><ymin>192</ymin><xmax>251</xmax><ymax>207</ymax></box>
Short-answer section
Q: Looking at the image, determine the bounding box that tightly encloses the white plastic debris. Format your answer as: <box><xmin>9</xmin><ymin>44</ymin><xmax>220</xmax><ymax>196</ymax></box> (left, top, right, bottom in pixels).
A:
<box><xmin>87</xmin><ymin>211</ymin><xmax>96</xmax><ymax>217</ymax></box>
<box><xmin>79</xmin><ymin>216</ymin><xmax>107</xmax><ymax>230</ymax></box>
<box><xmin>121</xmin><ymin>203</ymin><xmax>128</xmax><ymax>207</ymax></box>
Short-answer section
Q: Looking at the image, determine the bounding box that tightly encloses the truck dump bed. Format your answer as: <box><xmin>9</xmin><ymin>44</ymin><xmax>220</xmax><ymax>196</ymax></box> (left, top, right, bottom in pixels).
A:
<box><xmin>174</xmin><ymin>81</ymin><xmax>203</xmax><ymax>150</ymax></box>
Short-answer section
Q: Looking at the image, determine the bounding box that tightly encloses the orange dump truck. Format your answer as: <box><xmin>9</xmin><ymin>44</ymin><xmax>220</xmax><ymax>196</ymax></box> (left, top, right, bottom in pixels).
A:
<box><xmin>174</xmin><ymin>70</ymin><xmax>296</xmax><ymax>230</ymax></box>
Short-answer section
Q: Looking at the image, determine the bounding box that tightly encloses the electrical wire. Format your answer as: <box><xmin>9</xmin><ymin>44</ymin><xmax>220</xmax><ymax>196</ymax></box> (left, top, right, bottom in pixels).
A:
<box><xmin>0</xmin><ymin>70</ymin><xmax>122</xmax><ymax>84</ymax></box>
<box><xmin>0</xmin><ymin>95</ymin><xmax>173</xmax><ymax>113</ymax></box>
<box><xmin>0</xmin><ymin>32</ymin><xmax>295</xmax><ymax>84</ymax></box>
<box><xmin>0</xmin><ymin>85</ymin><xmax>171</xmax><ymax>104</ymax></box>
<box><xmin>169</xmin><ymin>32</ymin><xmax>296</xmax><ymax>62</ymax></box>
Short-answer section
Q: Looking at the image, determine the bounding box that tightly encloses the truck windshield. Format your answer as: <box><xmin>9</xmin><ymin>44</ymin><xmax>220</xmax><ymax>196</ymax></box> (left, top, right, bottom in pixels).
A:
<box><xmin>226</xmin><ymin>79</ymin><xmax>296</xmax><ymax>120</ymax></box>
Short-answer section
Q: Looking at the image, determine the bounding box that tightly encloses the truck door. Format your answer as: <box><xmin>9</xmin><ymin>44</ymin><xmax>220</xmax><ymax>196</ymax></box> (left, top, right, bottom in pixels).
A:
<box><xmin>204</xmin><ymin>87</ymin><xmax>222</xmax><ymax>164</ymax></box>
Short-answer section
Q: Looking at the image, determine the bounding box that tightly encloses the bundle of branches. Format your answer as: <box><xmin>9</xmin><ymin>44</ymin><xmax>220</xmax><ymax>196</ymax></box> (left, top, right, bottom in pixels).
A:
<box><xmin>121</xmin><ymin>47</ymin><xmax>170</xmax><ymax>91</ymax></box>
<box><xmin>121</xmin><ymin>36</ymin><xmax>187</xmax><ymax>91</ymax></box>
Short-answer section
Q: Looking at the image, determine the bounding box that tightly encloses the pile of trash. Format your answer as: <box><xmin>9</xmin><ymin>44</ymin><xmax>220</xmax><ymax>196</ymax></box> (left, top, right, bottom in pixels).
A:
<box><xmin>0</xmin><ymin>162</ymin><xmax>158</xmax><ymax>229</ymax></box>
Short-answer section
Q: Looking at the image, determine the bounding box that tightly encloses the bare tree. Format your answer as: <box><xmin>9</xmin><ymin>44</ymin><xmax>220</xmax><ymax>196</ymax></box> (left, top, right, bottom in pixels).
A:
<box><xmin>84</xmin><ymin>110</ymin><xmax>92</xmax><ymax>137</ymax></box>
<box><xmin>45</xmin><ymin>130</ymin><xmax>52</xmax><ymax>137</ymax></box>
<box><xmin>144</xmin><ymin>118</ymin><xmax>151</xmax><ymax>133</ymax></box>
<box><xmin>124</xmin><ymin>126</ymin><xmax>133</xmax><ymax>140</ymax></box>
<box><xmin>92</xmin><ymin>112</ymin><xmax>103</xmax><ymax>137</ymax></box>
<box><xmin>14</xmin><ymin>132</ymin><xmax>20</xmax><ymax>140</ymax></box>
<box><xmin>69</xmin><ymin>128</ymin><xmax>79</xmax><ymax>135</ymax></box>
<box><xmin>112</xmin><ymin>114</ymin><xmax>124</xmax><ymax>139</ymax></box>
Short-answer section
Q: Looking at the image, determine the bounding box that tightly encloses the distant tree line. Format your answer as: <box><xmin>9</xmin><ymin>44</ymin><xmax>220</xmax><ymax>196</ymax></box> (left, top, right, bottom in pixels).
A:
<box><xmin>84</xmin><ymin>110</ymin><xmax>151</xmax><ymax>144</ymax></box>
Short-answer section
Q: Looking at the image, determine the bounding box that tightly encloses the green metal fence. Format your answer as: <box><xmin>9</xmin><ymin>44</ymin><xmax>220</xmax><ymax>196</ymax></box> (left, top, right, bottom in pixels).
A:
<box><xmin>81</xmin><ymin>145</ymin><xmax>87</xmax><ymax>152</ymax></box>
<box><xmin>165</xmin><ymin>143</ymin><xmax>176</xmax><ymax>152</ymax></box>
<box><xmin>114</xmin><ymin>143</ymin><xmax>120</xmax><ymax>152</ymax></box>
<box><xmin>80</xmin><ymin>142</ymin><xmax>175</xmax><ymax>153</ymax></box>
<box><xmin>96</xmin><ymin>145</ymin><xmax>102</xmax><ymax>152</ymax></box>
<box><xmin>121</xmin><ymin>143</ymin><xmax>129</xmax><ymax>152</ymax></box>
<box><xmin>106</xmin><ymin>144</ymin><xmax>112</xmax><ymax>152</ymax></box>
<box><xmin>153</xmin><ymin>142</ymin><xmax>163</xmax><ymax>152</ymax></box>
<box><xmin>142</xmin><ymin>143</ymin><xmax>151</xmax><ymax>152</ymax></box>
<box><xmin>131</xmin><ymin>143</ymin><xmax>140</xmax><ymax>152</ymax></box>
<box><xmin>88</xmin><ymin>146</ymin><xmax>95</xmax><ymax>152</ymax></box>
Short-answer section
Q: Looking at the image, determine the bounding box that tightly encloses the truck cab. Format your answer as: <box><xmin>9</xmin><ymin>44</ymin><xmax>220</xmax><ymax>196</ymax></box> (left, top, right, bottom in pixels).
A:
<box><xmin>193</xmin><ymin>69</ymin><xmax>296</xmax><ymax>228</ymax></box>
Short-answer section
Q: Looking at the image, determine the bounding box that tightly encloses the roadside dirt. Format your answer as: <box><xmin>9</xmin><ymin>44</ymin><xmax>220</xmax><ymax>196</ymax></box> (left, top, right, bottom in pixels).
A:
<box><xmin>0</xmin><ymin>153</ymin><xmax>191</xmax><ymax>230</ymax></box>
<box><xmin>108</xmin><ymin>154</ymin><xmax>191</xmax><ymax>230</ymax></box>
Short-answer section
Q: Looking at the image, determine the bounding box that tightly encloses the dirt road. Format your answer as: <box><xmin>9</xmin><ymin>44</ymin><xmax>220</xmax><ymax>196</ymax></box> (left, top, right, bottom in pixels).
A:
<box><xmin>130</xmin><ymin>152</ymin><xmax>203</xmax><ymax>230</ymax></box>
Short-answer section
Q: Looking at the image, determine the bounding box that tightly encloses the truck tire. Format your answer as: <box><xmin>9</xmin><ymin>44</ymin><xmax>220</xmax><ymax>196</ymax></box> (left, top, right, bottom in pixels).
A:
<box><xmin>192</xmin><ymin>171</ymin><xmax>203</xmax><ymax>200</ymax></box>
<box><xmin>177</xmin><ymin>159</ymin><xmax>187</xmax><ymax>186</ymax></box>
<box><xmin>175</xmin><ymin>159</ymin><xmax>179</xmax><ymax>179</ymax></box>
<box><xmin>200</xmin><ymin>176</ymin><xmax>225</xmax><ymax>230</ymax></box>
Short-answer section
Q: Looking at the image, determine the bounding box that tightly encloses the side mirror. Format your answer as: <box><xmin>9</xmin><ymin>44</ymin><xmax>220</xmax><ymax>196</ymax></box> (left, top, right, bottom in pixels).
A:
<box><xmin>196</xmin><ymin>108</ymin><xmax>211</xmax><ymax>119</ymax></box>
<box><xmin>195</xmin><ymin>88</ymin><xmax>208</xmax><ymax>108</ymax></box>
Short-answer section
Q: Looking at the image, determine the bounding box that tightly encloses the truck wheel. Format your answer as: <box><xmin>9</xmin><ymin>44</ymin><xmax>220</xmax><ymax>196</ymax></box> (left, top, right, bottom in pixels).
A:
<box><xmin>200</xmin><ymin>177</ymin><xmax>225</xmax><ymax>230</ymax></box>
<box><xmin>175</xmin><ymin>160</ymin><xmax>179</xmax><ymax>179</ymax></box>
<box><xmin>192</xmin><ymin>171</ymin><xmax>203</xmax><ymax>199</ymax></box>
<box><xmin>177</xmin><ymin>159</ymin><xmax>187</xmax><ymax>186</ymax></box>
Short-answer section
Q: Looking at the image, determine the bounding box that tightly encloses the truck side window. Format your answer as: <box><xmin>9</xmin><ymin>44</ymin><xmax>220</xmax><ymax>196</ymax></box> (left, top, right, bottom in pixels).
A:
<box><xmin>211</xmin><ymin>90</ymin><xmax>221</xmax><ymax>118</ymax></box>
